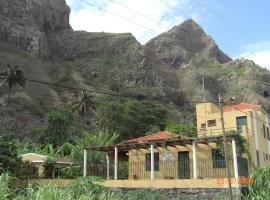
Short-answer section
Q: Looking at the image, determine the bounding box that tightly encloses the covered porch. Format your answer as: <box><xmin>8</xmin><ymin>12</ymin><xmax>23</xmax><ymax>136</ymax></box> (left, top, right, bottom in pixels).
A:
<box><xmin>83</xmin><ymin>133</ymin><xmax>249</xmax><ymax>187</ymax></box>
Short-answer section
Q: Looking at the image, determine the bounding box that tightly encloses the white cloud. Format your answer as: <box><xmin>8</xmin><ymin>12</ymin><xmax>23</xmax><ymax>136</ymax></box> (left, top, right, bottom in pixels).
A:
<box><xmin>239</xmin><ymin>41</ymin><xmax>270</xmax><ymax>69</ymax></box>
<box><xmin>66</xmin><ymin>0</ymin><xmax>201</xmax><ymax>44</ymax></box>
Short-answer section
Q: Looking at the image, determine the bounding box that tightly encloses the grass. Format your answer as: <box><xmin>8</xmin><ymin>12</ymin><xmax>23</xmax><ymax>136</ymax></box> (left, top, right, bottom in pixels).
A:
<box><xmin>243</xmin><ymin>166</ymin><xmax>270</xmax><ymax>199</ymax></box>
<box><xmin>0</xmin><ymin>174</ymin><xmax>12</xmax><ymax>200</ymax></box>
<box><xmin>0</xmin><ymin>174</ymin><xmax>232</xmax><ymax>200</ymax></box>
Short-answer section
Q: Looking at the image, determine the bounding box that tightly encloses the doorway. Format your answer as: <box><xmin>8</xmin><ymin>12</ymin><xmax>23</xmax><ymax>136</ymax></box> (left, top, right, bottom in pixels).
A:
<box><xmin>178</xmin><ymin>151</ymin><xmax>190</xmax><ymax>179</ymax></box>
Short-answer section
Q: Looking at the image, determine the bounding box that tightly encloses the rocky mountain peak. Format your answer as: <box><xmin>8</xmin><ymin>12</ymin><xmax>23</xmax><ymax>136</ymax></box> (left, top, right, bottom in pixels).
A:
<box><xmin>146</xmin><ymin>19</ymin><xmax>232</xmax><ymax>68</ymax></box>
<box><xmin>0</xmin><ymin>0</ymin><xmax>71</xmax><ymax>32</ymax></box>
<box><xmin>0</xmin><ymin>0</ymin><xmax>72</xmax><ymax>58</ymax></box>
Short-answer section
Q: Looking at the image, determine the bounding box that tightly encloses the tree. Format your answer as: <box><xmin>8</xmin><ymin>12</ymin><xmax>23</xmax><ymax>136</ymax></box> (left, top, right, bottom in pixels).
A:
<box><xmin>70</xmin><ymin>91</ymin><xmax>95</xmax><ymax>117</ymax></box>
<box><xmin>0</xmin><ymin>137</ymin><xmax>21</xmax><ymax>175</ymax></box>
<box><xmin>40</xmin><ymin>107</ymin><xmax>74</xmax><ymax>147</ymax></box>
<box><xmin>165</xmin><ymin>121</ymin><xmax>197</xmax><ymax>138</ymax></box>
<box><xmin>0</xmin><ymin>65</ymin><xmax>25</xmax><ymax>129</ymax></box>
<box><xmin>60</xmin><ymin>129</ymin><xmax>119</xmax><ymax>162</ymax></box>
<box><xmin>95</xmin><ymin>97</ymin><xmax>167</xmax><ymax>139</ymax></box>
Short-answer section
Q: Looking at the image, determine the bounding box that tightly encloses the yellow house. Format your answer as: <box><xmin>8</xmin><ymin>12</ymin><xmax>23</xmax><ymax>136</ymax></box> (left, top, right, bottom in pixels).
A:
<box><xmin>196</xmin><ymin>102</ymin><xmax>270</xmax><ymax>168</ymax></box>
<box><xmin>84</xmin><ymin>131</ymin><xmax>249</xmax><ymax>190</ymax></box>
<box><xmin>21</xmin><ymin>153</ymin><xmax>73</xmax><ymax>177</ymax></box>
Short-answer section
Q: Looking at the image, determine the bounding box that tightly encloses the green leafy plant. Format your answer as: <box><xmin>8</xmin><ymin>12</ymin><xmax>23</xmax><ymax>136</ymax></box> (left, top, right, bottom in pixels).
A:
<box><xmin>243</xmin><ymin>165</ymin><xmax>270</xmax><ymax>199</ymax></box>
<box><xmin>165</xmin><ymin>121</ymin><xmax>197</xmax><ymax>138</ymax></box>
<box><xmin>70</xmin><ymin>91</ymin><xmax>95</xmax><ymax>117</ymax></box>
<box><xmin>40</xmin><ymin>107</ymin><xmax>75</xmax><ymax>147</ymax></box>
<box><xmin>216</xmin><ymin>131</ymin><xmax>248</xmax><ymax>157</ymax></box>
<box><xmin>67</xmin><ymin>129</ymin><xmax>119</xmax><ymax>162</ymax></box>
<box><xmin>0</xmin><ymin>137</ymin><xmax>21</xmax><ymax>175</ymax></box>
<box><xmin>0</xmin><ymin>173</ymin><xmax>12</xmax><ymax>200</ymax></box>
<box><xmin>95</xmin><ymin>97</ymin><xmax>167</xmax><ymax>139</ymax></box>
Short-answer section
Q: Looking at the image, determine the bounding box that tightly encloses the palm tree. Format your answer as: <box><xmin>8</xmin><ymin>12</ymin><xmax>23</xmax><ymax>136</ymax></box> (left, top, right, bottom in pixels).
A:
<box><xmin>0</xmin><ymin>64</ymin><xmax>25</xmax><ymax>129</ymax></box>
<box><xmin>70</xmin><ymin>90</ymin><xmax>95</xmax><ymax>116</ymax></box>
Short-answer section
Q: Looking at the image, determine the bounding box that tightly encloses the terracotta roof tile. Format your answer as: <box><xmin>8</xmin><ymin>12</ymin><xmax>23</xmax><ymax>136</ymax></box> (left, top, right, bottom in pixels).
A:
<box><xmin>223</xmin><ymin>103</ymin><xmax>260</xmax><ymax>112</ymax></box>
<box><xmin>125</xmin><ymin>131</ymin><xmax>177</xmax><ymax>143</ymax></box>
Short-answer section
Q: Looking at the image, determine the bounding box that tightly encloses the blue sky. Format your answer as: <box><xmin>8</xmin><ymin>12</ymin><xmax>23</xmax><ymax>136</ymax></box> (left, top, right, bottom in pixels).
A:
<box><xmin>66</xmin><ymin>0</ymin><xmax>270</xmax><ymax>69</ymax></box>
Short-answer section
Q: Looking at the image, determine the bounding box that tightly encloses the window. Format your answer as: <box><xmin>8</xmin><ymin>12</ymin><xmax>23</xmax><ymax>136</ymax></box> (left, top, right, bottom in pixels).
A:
<box><xmin>267</xmin><ymin>127</ymin><xmax>270</xmax><ymax>140</ymax></box>
<box><xmin>208</xmin><ymin>120</ymin><xmax>216</xmax><ymax>127</ymax></box>
<box><xmin>263</xmin><ymin>125</ymin><xmax>266</xmax><ymax>139</ymax></box>
<box><xmin>145</xmin><ymin>153</ymin><xmax>159</xmax><ymax>171</ymax></box>
<box><xmin>212</xmin><ymin>149</ymin><xmax>225</xmax><ymax>168</ymax></box>
<box><xmin>201</xmin><ymin>123</ymin><xmax>206</xmax><ymax>129</ymax></box>
<box><xmin>236</xmin><ymin>116</ymin><xmax>247</xmax><ymax>133</ymax></box>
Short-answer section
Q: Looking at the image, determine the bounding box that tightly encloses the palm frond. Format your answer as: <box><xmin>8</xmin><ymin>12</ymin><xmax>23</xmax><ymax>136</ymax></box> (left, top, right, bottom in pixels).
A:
<box><xmin>0</xmin><ymin>64</ymin><xmax>25</xmax><ymax>89</ymax></box>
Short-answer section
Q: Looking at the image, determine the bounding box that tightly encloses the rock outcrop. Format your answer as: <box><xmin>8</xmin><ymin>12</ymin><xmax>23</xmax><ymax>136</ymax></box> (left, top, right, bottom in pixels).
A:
<box><xmin>146</xmin><ymin>19</ymin><xmax>231</xmax><ymax>68</ymax></box>
<box><xmin>0</xmin><ymin>0</ymin><xmax>71</xmax><ymax>58</ymax></box>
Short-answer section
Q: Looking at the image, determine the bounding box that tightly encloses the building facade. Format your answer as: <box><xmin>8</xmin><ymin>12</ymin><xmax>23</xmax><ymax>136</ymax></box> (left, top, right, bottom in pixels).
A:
<box><xmin>85</xmin><ymin>131</ymin><xmax>248</xmax><ymax>182</ymax></box>
<box><xmin>196</xmin><ymin>102</ymin><xmax>270</xmax><ymax>168</ymax></box>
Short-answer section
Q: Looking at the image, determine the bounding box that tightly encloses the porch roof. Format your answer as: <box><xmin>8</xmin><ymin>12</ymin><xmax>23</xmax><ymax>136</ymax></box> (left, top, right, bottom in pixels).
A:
<box><xmin>85</xmin><ymin>134</ymin><xmax>236</xmax><ymax>152</ymax></box>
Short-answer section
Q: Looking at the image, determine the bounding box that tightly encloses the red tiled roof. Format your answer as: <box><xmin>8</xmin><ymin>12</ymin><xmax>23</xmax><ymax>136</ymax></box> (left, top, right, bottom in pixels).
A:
<box><xmin>223</xmin><ymin>103</ymin><xmax>261</xmax><ymax>112</ymax></box>
<box><xmin>126</xmin><ymin>131</ymin><xmax>177</xmax><ymax>143</ymax></box>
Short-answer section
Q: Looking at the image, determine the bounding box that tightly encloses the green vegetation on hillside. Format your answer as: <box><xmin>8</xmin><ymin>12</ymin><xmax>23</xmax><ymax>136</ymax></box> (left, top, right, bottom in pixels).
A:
<box><xmin>0</xmin><ymin>137</ymin><xmax>21</xmax><ymax>174</ymax></box>
<box><xmin>95</xmin><ymin>97</ymin><xmax>167</xmax><ymax>139</ymax></box>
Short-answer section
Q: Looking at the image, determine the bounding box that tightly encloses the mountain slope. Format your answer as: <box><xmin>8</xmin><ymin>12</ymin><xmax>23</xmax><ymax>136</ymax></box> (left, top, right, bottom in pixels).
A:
<box><xmin>0</xmin><ymin>0</ymin><xmax>269</xmax><ymax>140</ymax></box>
<box><xmin>146</xmin><ymin>19</ymin><xmax>231</xmax><ymax>68</ymax></box>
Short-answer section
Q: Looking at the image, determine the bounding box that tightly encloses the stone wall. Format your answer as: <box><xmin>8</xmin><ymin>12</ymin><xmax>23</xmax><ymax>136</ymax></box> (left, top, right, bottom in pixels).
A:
<box><xmin>110</xmin><ymin>187</ymin><xmax>242</xmax><ymax>200</ymax></box>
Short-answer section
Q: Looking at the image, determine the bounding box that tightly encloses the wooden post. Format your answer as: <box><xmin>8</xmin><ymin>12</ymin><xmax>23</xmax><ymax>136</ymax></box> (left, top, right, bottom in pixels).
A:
<box><xmin>83</xmin><ymin>149</ymin><xmax>87</xmax><ymax>177</ymax></box>
<box><xmin>150</xmin><ymin>144</ymin><xmax>154</xmax><ymax>180</ymax></box>
<box><xmin>114</xmin><ymin>147</ymin><xmax>118</xmax><ymax>180</ymax></box>
<box><xmin>232</xmin><ymin>139</ymin><xmax>239</xmax><ymax>179</ymax></box>
<box><xmin>106</xmin><ymin>154</ymin><xmax>110</xmax><ymax>180</ymax></box>
<box><xmin>192</xmin><ymin>141</ymin><xmax>197</xmax><ymax>179</ymax></box>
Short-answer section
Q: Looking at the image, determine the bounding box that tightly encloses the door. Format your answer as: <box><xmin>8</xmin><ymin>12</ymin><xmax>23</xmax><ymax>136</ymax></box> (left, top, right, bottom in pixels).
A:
<box><xmin>236</xmin><ymin>116</ymin><xmax>247</xmax><ymax>133</ymax></box>
<box><xmin>178</xmin><ymin>151</ymin><xmax>190</xmax><ymax>179</ymax></box>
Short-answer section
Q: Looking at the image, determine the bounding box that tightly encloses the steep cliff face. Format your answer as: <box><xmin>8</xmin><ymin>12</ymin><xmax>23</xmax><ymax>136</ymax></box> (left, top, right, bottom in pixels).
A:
<box><xmin>0</xmin><ymin>0</ymin><xmax>71</xmax><ymax>58</ymax></box>
<box><xmin>146</xmin><ymin>19</ymin><xmax>231</xmax><ymax>68</ymax></box>
<box><xmin>0</xmin><ymin>0</ymin><xmax>160</xmax><ymax>88</ymax></box>
<box><xmin>0</xmin><ymin>0</ymin><xmax>269</xmax><ymax>140</ymax></box>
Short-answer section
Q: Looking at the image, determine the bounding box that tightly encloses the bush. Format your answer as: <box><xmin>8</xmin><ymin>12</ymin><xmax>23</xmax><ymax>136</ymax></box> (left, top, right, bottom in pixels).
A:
<box><xmin>243</xmin><ymin>166</ymin><xmax>270</xmax><ymax>199</ymax></box>
<box><xmin>0</xmin><ymin>137</ymin><xmax>21</xmax><ymax>175</ymax></box>
<box><xmin>0</xmin><ymin>173</ymin><xmax>12</xmax><ymax>200</ymax></box>
<box><xmin>95</xmin><ymin>97</ymin><xmax>167</xmax><ymax>139</ymax></box>
<box><xmin>165</xmin><ymin>121</ymin><xmax>197</xmax><ymax>138</ymax></box>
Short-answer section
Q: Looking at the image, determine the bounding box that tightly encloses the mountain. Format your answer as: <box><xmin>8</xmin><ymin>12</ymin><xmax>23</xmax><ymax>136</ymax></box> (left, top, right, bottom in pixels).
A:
<box><xmin>146</xmin><ymin>19</ymin><xmax>231</xmax><ymax>68</ymax></box>
<box><xmin>0</xmin><ymin>0</ymin><xmax>269</xmax><ymax>139</ymax></box>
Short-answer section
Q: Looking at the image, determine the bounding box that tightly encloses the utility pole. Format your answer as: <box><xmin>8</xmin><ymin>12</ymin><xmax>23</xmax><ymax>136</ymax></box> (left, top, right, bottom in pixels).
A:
<box><xmin>201</xmin><ymin>73</ymin><xmax>206</xmax><ymax>102</ymax></box>
<box><xmin>218</xmin><ymin>93</ymin><xmax>233</xmax><ymax>200</ymax></box>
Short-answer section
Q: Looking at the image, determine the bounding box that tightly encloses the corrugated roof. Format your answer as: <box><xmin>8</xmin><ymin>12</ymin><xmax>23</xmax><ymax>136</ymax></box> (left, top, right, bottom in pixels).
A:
<box><xmin>223</xmin><ymin>103</ymin><xmax>260</xmax><ymax>112</ymax></box>
<box><xmin>125</xmin><ymin>131</ymin><xmax>177</xmax><ymax>143</ymax></box>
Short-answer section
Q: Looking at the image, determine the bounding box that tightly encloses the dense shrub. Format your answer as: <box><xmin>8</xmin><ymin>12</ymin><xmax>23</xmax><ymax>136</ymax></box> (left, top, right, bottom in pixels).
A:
<box><xmin>243</xmin><ymin>165</ymin><xmax>270</xmax><ymax>199</ymax></box>
<box><xmin>95</xmin><ymin>97</ymin><xmax>167</xmax><ymax>139</ymax></box>
<box><xmin>0</xmin><ymin>173</ymin><xmax>12</xmax><ymax>200</ymax></box>
<box><xmin>0</xmin><ymin>137</ymin><xmax>21</xmax><ymax>175</ymax></box>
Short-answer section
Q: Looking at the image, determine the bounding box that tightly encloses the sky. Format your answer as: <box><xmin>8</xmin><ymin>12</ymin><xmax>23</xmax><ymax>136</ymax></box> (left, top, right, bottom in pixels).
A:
<box><xmin>66</xmin><ymin>0</ymin><xmax>270</xmax><ymax>69</ymax></box>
